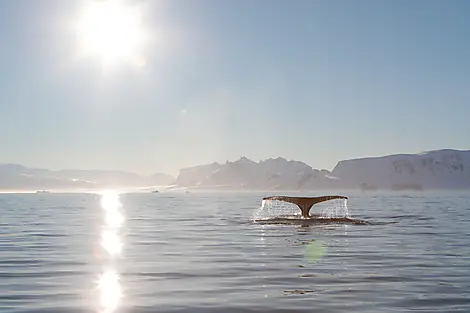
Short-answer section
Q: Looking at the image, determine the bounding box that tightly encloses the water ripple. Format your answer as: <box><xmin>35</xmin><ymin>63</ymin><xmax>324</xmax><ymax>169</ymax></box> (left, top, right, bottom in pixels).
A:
<box><xmin>0</xmin><ymin>191</ymin><xmax>469</xmax><ymax>312</ymax></box>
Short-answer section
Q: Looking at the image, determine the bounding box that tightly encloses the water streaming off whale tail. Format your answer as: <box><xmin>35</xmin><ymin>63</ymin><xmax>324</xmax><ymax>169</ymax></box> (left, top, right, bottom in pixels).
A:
<box><xmin>316</xmin><ymin>198</ymin><xmax>350</xmax><ymax>218</ymax></box>
<box><xmin>252</xmin><ymin>198</ymin><xmax>350</xmax><ymax>221</ymax></box>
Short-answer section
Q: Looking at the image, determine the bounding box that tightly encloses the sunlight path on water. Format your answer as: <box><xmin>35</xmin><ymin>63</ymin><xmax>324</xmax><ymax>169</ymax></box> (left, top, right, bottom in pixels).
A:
<box><xmin>94</xmin><ymin>190</ymin><xmax>125</xmax><ymax>313</ymax></box>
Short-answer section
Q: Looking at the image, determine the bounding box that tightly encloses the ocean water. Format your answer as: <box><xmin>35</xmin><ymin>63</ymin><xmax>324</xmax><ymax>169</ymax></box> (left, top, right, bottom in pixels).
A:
<box><xmin>0</xmin><ymin>190</ymin><xmax>469</xmax><ymax>313</ymax></box>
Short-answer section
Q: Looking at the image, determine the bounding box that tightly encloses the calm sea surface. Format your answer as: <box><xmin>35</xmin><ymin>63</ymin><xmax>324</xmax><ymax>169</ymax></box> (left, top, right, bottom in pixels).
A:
<box><xmin>0</xmin><ymin>190</ymin><xmax>469</xmax><ymax>313</ymax></box>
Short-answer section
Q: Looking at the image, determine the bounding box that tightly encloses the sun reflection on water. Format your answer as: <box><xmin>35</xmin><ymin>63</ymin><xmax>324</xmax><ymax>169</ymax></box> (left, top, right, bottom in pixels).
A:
<box><xmin>95</xmin><ymin>190</ymin><xmax>124</xmax><ymax>313</ymax></box>
<box><xmin>101</xmin><ymin>191</ymin><xmax>122</xmax><ymax>212</ymax></box>
<box><xmin>100</xmin><ymin>229</ymin><xmax>123</xmax><ymax>256</ymax></box>
<box><xmin>97</xmin><ymin>269</ymin><xmax>122</xmax><ymax>313</ymax></box>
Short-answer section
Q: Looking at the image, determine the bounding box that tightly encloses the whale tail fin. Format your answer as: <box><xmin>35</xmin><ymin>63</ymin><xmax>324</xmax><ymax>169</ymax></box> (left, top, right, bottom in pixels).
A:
<box><xmin>262</xmin><ymin>195</ymin><xmax>348</xmax><ymax>218</ymax></box>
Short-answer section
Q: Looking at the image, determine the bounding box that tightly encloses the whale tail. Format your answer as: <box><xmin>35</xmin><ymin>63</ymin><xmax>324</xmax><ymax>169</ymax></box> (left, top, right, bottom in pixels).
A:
<box><xmin>262</xmin><ymin>195</ymin><xmax>348</xmax><ymax>218</ymax></box>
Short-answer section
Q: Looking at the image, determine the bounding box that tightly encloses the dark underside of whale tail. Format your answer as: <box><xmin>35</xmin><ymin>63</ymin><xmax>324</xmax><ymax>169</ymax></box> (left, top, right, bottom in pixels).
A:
<box><xmin>263</xmin><ymin>195</ymin><xmax>348</xmax><ymax>218</ymax></box>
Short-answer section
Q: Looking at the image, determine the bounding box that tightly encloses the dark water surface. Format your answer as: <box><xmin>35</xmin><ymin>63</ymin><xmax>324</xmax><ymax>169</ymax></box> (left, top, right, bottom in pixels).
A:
<box><xmin>1</xmin><ymin>191</ymin><xmax>469</xmax><ymax>313</ymax></box>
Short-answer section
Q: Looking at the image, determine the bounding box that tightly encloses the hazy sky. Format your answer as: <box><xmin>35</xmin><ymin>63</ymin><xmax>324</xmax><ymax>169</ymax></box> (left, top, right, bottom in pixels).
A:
<box><xmin>1</xmin><ymin>0</ymin><xmax>469</xmax><ymax>175</ymax></box>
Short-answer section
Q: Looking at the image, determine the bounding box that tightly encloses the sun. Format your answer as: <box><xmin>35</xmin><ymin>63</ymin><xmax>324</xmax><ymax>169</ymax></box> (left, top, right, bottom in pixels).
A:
<box><xmin>76</xmin><ymin>0</ymin><xmax>146</xmax><ymax>68</ymax></box>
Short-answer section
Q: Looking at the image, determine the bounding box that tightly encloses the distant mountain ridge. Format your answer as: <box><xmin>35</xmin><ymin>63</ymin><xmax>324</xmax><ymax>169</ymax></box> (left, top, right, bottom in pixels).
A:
<box><xmin>2</xmin><ymin>149</ymin><xmax>469</xmax><ymax>191</ymax></box>
<box><xmin>175</xmin><ymin>149</ymin><xmax>470</xmax><ymax>191</ymax></box>
<box><xmin>175</xmin><ymin>156</ymin><xmax>347</xmax><ymax>190</ymax></box>
<box><xmin>0</xmin><ymin>163</ymin><xmax>174</xmax><ymax>191</ymax></box>
<box><xmin>174</xmin><ymin>156</ymin><xmax>338</xmax><ymax>190</ymax></box>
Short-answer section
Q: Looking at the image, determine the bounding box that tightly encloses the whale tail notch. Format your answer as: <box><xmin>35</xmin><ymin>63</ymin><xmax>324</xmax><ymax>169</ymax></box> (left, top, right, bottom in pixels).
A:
<box><xmin>262</xmin><ymin>195</ymin><xmax>348</xmax><ymax>218</ymax></box>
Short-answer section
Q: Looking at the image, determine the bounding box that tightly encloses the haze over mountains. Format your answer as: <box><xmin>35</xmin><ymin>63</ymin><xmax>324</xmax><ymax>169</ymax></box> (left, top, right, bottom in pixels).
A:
<box><xmin>0</xmin><ymin>164</ymin><xmax>173</xmax><ymax>191</ymax></box>
<box><xmin>1</xmin><ymin>149</ymin><xmax>469</xmax><ymax>192</ymax></box>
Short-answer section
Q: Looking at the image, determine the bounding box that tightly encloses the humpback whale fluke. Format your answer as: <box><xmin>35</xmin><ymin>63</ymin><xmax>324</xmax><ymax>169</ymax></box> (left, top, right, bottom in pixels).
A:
<box><xmin>262</xmin><ymin>195</ymin><xmax>348</xmax><ymax>218</ymax></box>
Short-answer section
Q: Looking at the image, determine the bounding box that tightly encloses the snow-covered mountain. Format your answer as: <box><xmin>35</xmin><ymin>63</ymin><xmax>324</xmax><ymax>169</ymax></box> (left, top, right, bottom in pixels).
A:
<box><xmin>331</xmin><ymin>149</ymin><xmax>470</xmax><ymax>189</ymax></box>
<box><xmin>175</xmin><ymin>156</ymin><xmax>345</xmax><ymax>190</ymax></box>
<box><xmin>175</xmin><ymin>149</ymin><xmax>470</xmax><ymax>190</ymax></box>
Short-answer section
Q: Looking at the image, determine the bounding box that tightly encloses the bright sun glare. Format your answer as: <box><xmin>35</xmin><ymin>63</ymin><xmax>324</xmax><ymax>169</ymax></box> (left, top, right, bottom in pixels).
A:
<box><xmin>76</xmin><ymin>0</ymin><xmax>146</xmax><ymax>68</ymax></box>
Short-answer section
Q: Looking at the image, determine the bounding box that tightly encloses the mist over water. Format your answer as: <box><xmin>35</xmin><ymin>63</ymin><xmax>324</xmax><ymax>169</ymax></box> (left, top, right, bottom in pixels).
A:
<box><xmin>0</xmin><ymin>191</ymin><xmax>469</xmax><ymax>313</ymax></box>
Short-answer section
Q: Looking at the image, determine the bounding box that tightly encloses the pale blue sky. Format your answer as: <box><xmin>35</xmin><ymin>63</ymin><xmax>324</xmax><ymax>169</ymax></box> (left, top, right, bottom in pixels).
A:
<box><xmin>0</xmin><ymin>0</ymin><xmax>469</xmax><ymax>175</ymax></box>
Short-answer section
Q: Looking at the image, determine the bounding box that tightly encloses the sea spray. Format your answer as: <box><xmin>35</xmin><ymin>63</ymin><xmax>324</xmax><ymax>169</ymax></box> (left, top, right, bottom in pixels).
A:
<box><xmin>253</xmin><ymin>198</ymin><xmax>350</xmax><ymax>220</ymax></box>
<box><xmin>252</xmin><ymin>199</ymin><xmax>300</xmax><ymax>220</ymax></box>
<box><xmin>316</xmin><ymin>198</ymin><xmax>350</xmax><ymax>218</ymax></box>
